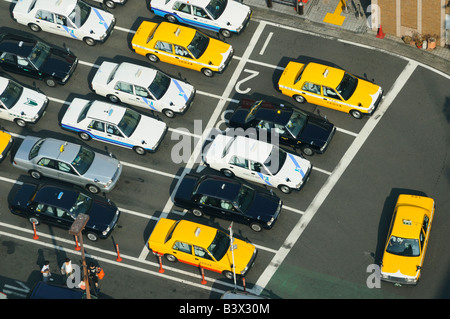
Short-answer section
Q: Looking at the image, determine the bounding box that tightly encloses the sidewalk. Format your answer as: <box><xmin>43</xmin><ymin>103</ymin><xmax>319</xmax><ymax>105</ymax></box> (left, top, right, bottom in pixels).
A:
<box><xmin>244</xmin><ymin>0</ymin><xmax>450</xmax><ymax>74</ymax></box>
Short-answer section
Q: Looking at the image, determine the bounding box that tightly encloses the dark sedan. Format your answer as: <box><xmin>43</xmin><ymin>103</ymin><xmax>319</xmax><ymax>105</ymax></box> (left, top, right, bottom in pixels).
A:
<box><xmin>9</xmin><ymin>183</ymin><xmax>120</xmax><ymax>241</ymax></box>
<box><xmin>0</xmin><ymin>33</ymin><xmax>78</xmax><ymax>87</ymax></box>
<box><xmin>174</xmin><ymin>174</ymin><xmax>282</xmax><ymax>232</ymax></box>
<box><xmin>228</xmin><ymin>99</ymin><xmax>336</xmax><ymax>156</ymax></box>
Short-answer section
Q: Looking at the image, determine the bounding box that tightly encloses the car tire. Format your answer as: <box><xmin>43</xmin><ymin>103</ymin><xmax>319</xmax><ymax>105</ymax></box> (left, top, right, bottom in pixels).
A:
<box><xmin>78</xmin><ymin>132</ymin><xmax>91</xmax><ymax>141</ymax></box>
<box><xmin>278</xmin><ymin>184</ymin><xmax>291</xmax><ymax>194</ymax></box>
<box><xmin>28</xmin><ymin>23</ymin><xmax>41</xmax><ymax>32</ymax></box>
<box><xmin>83</xmin><ymin>37</ymin><xmax>96</xmax><ymax>46</ymax></box>
<box><xmin>107</xmin><ymin>94</ymin><xmax>120</xmax><ymax>103</ymax></box>
<box><xmin>14</xmin><ymin>118</ymin><xmax>27</xmax><ymax>128</ymax></box>
<box><xmin>222</xmin><ymin>270</ymin><xmax>234</xmax><ymax>280</ymax></box>
<box><xmin>86</xmin><ymin>184</ymin><xmax>100</xmax><ymax>194</ymax></box>
<box><xmin>28</xmin><ymin>216</ymin><xmax>40</xmax><ymax>225</ymax></box>
<box><xmin>192</xmin><ymin>209</ymin><xmax>203</xmax><ymax>217</ymax></box>
<box><xmin>221</xmin><ymin>169</ymin><xmax>234</xmax><ymax>178</ymax></box>
<box><xmin>104</xmin><ymin>0</ymin><xmax>116</xmax><ymax>8</ymax></box>
<box><xmin>250</xmin><ymin>222</ymin><xmax>263</xmax><ymax>232</ymax></box>
<box><xmin>165</xmin><ymin>14</ymin><xmax>177</xmax><ymax>23</ymax></box>
<box><xmin>29</xmin><ymin>170</ymin><xmax>42</xmax><ymax>180</ymax></box>
<box><xmin>45</xmin><ymin>78</ymin><xmax>57</xmax><ymax>87</ymax></box>
<box><xmin>165</xmin><ymin>254</ymin><xmax>178</xmax><ymax>263</ymax></box>
<box><xmin>201</xmin><ymin>68</ymin><xmax>214</xmax><ymax>77</ymax></box>
<box><xmin>86</xmin><ymin>231</ymin><xmax>99</xmax><ymax>242</ymax></box>
<box><xmin>147</xmin><ymin>54</ymin><xmax>159</xmax><ymax>63</ymax></box>
<box><xmin>302</xmin><ymin>145</ymin><xmax>314</xmax><ymax>156</ymax></box>
<box><xmin>162</xmin><ymin>109</ymin><xmax>175</xmax><ymax>118</ymax></box>
<box><xmin>350</xmin><ymin>110</ymin><xmax>362</xmax><ymax>119</ymax></box>
<box><xmin>133</xmin><ymin>146</ymin><xmax>146</xmax><ymax>155</ymax></box>
<box><xmin>294</xmin><ymin>95</ymin><xmax>306</xmax><ymax>103</ymax></box>
<box><xmin>219</xmin><ymin>29</ymin><xmax>232</xmax><ymax>38</ymax></box>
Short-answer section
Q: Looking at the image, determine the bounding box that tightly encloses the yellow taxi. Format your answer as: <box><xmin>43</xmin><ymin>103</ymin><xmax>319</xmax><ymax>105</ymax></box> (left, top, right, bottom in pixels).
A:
<box><xmin>278</xmin><ymin>62</ymin><xmax>383</xmax><ymax>119</ymax></box>
<box><xmin>380</xmin><ymin>194</ymin><xmax>435</xmax><ymax>285</ymax></box>
<box><xmin>0</xmin><ymin>130</ymin><xmax>13</xmax><ymax>163</ymax></box>
<box><xmin>131</xmin><ymin>21</ymin><xmax>233</xmax><ymax>77</ymax></box>
<box><xmin>148</xmin><ymin>218</ymin><xmax>257</xmax><ymax>279</ymax></box>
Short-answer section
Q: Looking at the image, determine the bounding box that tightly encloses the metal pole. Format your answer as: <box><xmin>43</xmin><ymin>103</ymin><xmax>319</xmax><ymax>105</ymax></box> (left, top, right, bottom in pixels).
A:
<box><xmin>228</xmin><ymin>222</ymin><xmax>237</xmax><ymax>289</ymax></box>
<box><xmin>79</xmin><ymin>234</ymin><xmax>91</xmax><ymax>299</ymax></box>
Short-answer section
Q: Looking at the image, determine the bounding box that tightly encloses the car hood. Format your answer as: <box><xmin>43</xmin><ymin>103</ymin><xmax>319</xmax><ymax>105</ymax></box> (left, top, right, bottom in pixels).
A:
<box><xmin>347</xmin><ymin>79</ymin><xmax>382</xmax><ymax>110</ymax></box>
<box><xmin>381</xmin><ymin>252</ymin><xmax>421</xmax><ymax>279</ymax></box>
<box><xmin>81</xmin><ymin>8</ymin><xmax>114</xmax><ymax>39</ymax></box>
<box><xmin>298</xmin><ymin>116</ymin><xmax>335</xmax><ymax>146</ymax></box>
<box><xmin>276</xmin><ymin>152</ymin><xmax>311</xmax><ymax>184</ymax></box>
<box><xmin>216</xmin><ymin>1</ymin><xmax>251</xmax><ymax>29</ymax></box>
<box><xmin>219</xmin><ymin>238</ymin><xmax>256</xmax><ymax>275</ymax></box>
<box><xmin>84</xmin><ymin>153</ymin><xmax>120</xmax><ymax>184</ymax></box>
<box><xmin>41</xmin><ymin>49</ymin><xmax>77</xmax><ymax>79</ymax></box>
<box><xmin>12</xmin><ymin>87</ymin><xmax>48</xmax><ymax>118</ymax></box>
<box><xmin>86</xmin><ymin>199</ymin><xmax>119</xmax><ymax>231</ymax></box>
<box><xmin>245</xmin><ymin>192</ymin><xmax>281</xmax><ymax>223</ymax></box>
<box><xmin>131</xmin><ymin>116</ymin><xmax>167</xmax><ymax>150</ymax></box>
<box><xmin>201</xmin><ymin>38</ymin><xmax>232</xmax><ymax>68</ymax></box>
<box><xmin>159</xmin><ymin>78</ymin><xmax>194</xmax><ymax>112</ymax></box>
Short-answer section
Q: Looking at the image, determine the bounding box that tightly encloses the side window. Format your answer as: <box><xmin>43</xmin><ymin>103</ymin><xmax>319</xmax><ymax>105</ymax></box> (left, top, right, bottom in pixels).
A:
<box><xmin>154</xmin><ymin>41</ymin><xmax>173</xmax><ymax>53</ymax></box>
<box><xmin>41</xmin><ymin>205</ymin><xmax>55</xmax><ymax>217</ymax></box>
<box><xmin>55</xmin><ymin>14</ymin><xmax>67</xmax><ymax>26</ymax></box>
<box><xmin>323</xmin><ymin>86</ymin><xmax>341</xmax><ymax>100</ymax></box>
<box><xmin>0</xmin><ymin>52</ymin><xmax>16</xmax><ymax>65</ymax></box>
<box><xmin>422</xmin><ymin>216</ymin><xmax>429</xmax><ymax>233</ymax></box>
<box><xmin>173</xmin><ymin>2</ymin><xmax>191</xmax><ymax>14</ymax></box>
<box><xmin>220</xmin><ymin>200</ymin><xmax>234</xmax><ymax>211</ymax></box>
<box><xmin>88</xmin><ymin>120</ymin><xmax>105</xmax><ymax>132</ymax></box>
<box><xmin>193</xmin><ymin>7</ymin><xmax>209</xmax><ymax>18</ymax></box>
<box><xmin>174</xmin><ymin>45</ymin><xmax>192</xmax><ymax>58</ymax></box>
<box><xmin>199</xmin><ymin>195</ymin><xmax>220</xmax><ymax>208</ymax></box>
<box><xmin>114</xmin><ymin>81</ymin><xmax>134</xmax><ymax>94</ymax></box>
<box><xmin>56</xmin><ymin>208</ymin><xmax>71</xmax><ymax>220</ymax></box>
<box><xmin>301</xmin><ymin>82</ymin><xmax>321</xmax><ymax>95</ymax></box>
<box><xmin>256</xmin><ymin>120</ymin><xmax>272</xmax><ymax>130</ymax></box>
<box><xmin>250</xmin><ymin>160</ymin><xmax>270</xmax><ymax>175</ymax></box>
<box><xmin>106</xmin><ymin>124</ymin><xmax>123</xmax><ymax>137</ymax></box>
<box><xmin>58</xmin><ymin>161</ymin><xmax>74</xmax><ymax>174</ymax></box>
<box><xmin>229</xmin><ymin>156</ymin><xmax>248</xmax><ymax>169</ymax></box>
<box><xmin>135</xmin><ymin>85</ymin><xmax>149</xmax><ymax>97</ymax></box>
<box><xmin>17</xmin><ymin>56</ymin><xmax>31</xmax><ymax>67</ymax></box>
<box><xmin>35</xmin><ymin>10</ymin><xmax>54</xmax><ymax>23</ymax></box>
<box><xmin>37</xmin><ymin>158</ymin><xmax>57</xmax><ymax>169</ymax></box>
<box><xmin>173</xmin><ymin>241</ymin><xmax>192</xmax><ymax>254</ymax></box>
<box><xmin>194</xmin><ymin>246</ymin><xmax>213</xmax><ymax>260</ymax></box>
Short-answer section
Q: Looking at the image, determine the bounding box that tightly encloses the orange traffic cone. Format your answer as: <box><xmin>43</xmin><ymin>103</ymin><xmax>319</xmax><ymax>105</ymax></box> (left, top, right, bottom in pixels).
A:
<box><xmin>376</xmin><ymin>25</ymin><xmax>385</xmax><ymax>39</ymax></box>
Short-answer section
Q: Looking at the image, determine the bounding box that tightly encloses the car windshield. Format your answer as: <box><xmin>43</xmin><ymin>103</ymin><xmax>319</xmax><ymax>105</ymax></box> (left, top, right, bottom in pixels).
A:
<box><xmin>263</xmin><ymin>146</ymin><xmax>287</xmax><ymax>175</ymax></box>
<box><xmin>69</xmin><ymin>193</ymin><xmax>92</xmax><ymax>218</ymax></box>
<box><xmin>71</xmin><ymin>146</ymin><xmax>95</xmax><ymax>175</ymax></box>
<box><xmin>68</xmin><ymin>1</ymin><xmax>91</xmax><ymax>28</ymax></box>
<box><xmin>117</xmin><ymin>108</ymin><xmax>141</xmax><ymax>137</ymax></box>
<box><xmin>286</xmin><ymin>110</ymin><xmax>308</xmax><ymax>137</ymax></box>
<box><xmin>244</xmin><ymin>100</ymin><xmax>262</xmax><ymax>123</ymax></box>
<box><xmin>208</xmin><ymin>230</ymin><xmax>230</xmax><ymax>261</ymax></box>
<box><xmin>386</xmin><ymin>236</ymin><xmax>420</xmax><ymax>257</ymax></box>
<box><xmin>233</xmin><ymin>184</ymin><xmax>255</xmax><ymax>213</ymax></box>
<box><xmin>187</xmin><ymin>31</ymin><xmax>210</xmax><ymax>59</ymax></box>
<box><xmin>148</xmin><ymin>71</ymin><xmax>171</xmax><ymax>100</ymax></box>
<box><xmin>0</xmin><ymin>80</ymin><xmax>23</xmax><ymax>109</ymax></box>
<box><xmin>205</xmin><ymin>0</ymin><xmax>227</xmax><ymax>20</ymax></box>
<box><xmin>28</xmin><ymin>41</ymin><xmax>51</xmax><ymax>69</ymax></box>
<box><xmin>336</xmin><ymin>72</ymin><xmax>358</xmax><ymax>100</ymax></box>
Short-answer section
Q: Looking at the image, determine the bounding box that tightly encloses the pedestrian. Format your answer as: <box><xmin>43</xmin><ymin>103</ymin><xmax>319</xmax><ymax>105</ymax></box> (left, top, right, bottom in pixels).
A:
<box><xmin>40</xmin><ymin>260</ymin><xmax>53</xmax><ymax>282</ymax></box>
<box><xmin>60</xmin><ymin>258</ymin><xmax>74</xmax><ymax>282</ymax></box>
<box><xmin>88</xmin><ymin>262</ymin><xmax>100</xmax><ymax>296</ymax></box>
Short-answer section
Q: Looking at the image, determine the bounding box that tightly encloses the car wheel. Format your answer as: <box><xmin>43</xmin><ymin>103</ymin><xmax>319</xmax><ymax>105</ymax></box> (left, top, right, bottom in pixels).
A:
<box><xmin>219</xmin><ymin>29</ymin><xmax>232</xmax><ymax>38</ymax></box>
<box><xmin>86</xmin><ymin>231</ymin><xmax>99</xmax><ymax>242</ymax></box>
<box><xmin>107</xmin><ymin>94</ymin><xmax>120</xmax><ymax>103</ymax></box>
<box><xmin>83</xmin><ymin>37</ymin><xmax>96</xmax><ymax>46</ymax></box>
<box><xmin>163</xmin><ymin>109</ymin><xmax>175</xmax><ymax>118</ymax></box>
<box><xmin>147</xmin><ymin>54</ymin><xmax>159</xmax><ymax>63</ymax></box>
<box><xmin>201</xmin><ymin>68</ymin><xmax>214</xmax><ymax>77</ymax></box>
<box><xmin>250</xmin><ymin>222</ymin><xmax>263</xmax><ymax>232</ymax></box>
<box><xmin>78</xmin><ymin>132</ymin><xmax>91</xmax><ymax>141</ymax></box>
<box><xmin>165</xmin><ymin>254</ymin><xmax>178</xmax><ymax>263</ymax></box>
<box><xmin>222</xmin><ymin>270</ymin><xmax>234</xmax><ymax>280</ymax></box>
<box><xmin>221</xmin><ymin>169</ymin><xmax>234</xmax><ymax>178</ymax></box>
<box><xmin>294</xmin><ymin>95</ymin><xmax>306</xmax><ymax>103</ymax></box>
<box><xmin>45</xmin><ymin>78</ymin><xmax>57</xmax><ymax>87</ymax></box>
<box><xmin>29</xmin><ymin>170</ymin><xmax>42</xmax><ymax>180</ymax></box>
<box><xmin>133</xmin><ymin>146</ymin><xmax>146</xmax><ymax>155</ymax></box>
<box><xmin>350</xmin><ymin>110</ymin><xmax>362</xmax><ymax>119</ymax></box>
<box><xmin>165</xmin><ymin>14</ymin><xmax>177</xmax><ymax>23</ymax></box>
<box><xmin>14</xmin><ymin>118</ymin><xmax>27</xmax><ymax>128</ymax></box>
<box><xmin>28</xmin><ymin>216</ymin><xmax>40</xmax><ymax>225</ymax></box>
<box><xmin>192</xmin><ymin>209</ymin><xmax>203</xmax><ymax>217</ymax></box>
<box><xmin>302</xmin><ymin>145</ymin><xmax>314</xmax><ymax>156</ymax></box>
<box><xmin>87</xmin><ymin>184</ymin><xmax>100</xmax><ymax>194</ymax></box>
<box><xmin>278</xmin><ymin>184</ymin><xmax>291</xmax><ymax>194</ymax></box>
<box><xmin>28</xmin><ymin>23</ymin><xmax>41</xmax><ymax>32</ymax></box>
<box><xmin>104</xmin><ymin>0</ymin><xmax>116</xmax><ymax>8</ymax></box>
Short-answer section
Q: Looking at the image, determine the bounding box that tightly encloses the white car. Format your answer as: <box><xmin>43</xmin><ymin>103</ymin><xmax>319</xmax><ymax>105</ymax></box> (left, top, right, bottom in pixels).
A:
<box><xmin>149</xmin><ymin>0</ymin><xmax>252</xmax><ymax>38</ymax></box>
<box><xmin>90</xmin><ymin>0</ymin><xmax>127</xmax><ymax>9</ymax></box>
<box><xmin>91</xmin><ymin>61</ymin><xmax>195</xmax><ymax>118</ymax></box>
<box><xmin>12</xmin><ymin>0</ymin><xmax>115</xmax><ymax>46</ymax></box>
<box><xmin>0</xmin><ymin>76</ymin><xmax>48</xmax><ymax>127</ymax></box>
<box><xmin>203</xmin><ymin>134</ymin><xmax>312</xmax><ymax>194</ymax></box>
<box><xmin>61</xmin><ymin>98</ymin><xmax>168</xmax><ymax>155</ymax></box>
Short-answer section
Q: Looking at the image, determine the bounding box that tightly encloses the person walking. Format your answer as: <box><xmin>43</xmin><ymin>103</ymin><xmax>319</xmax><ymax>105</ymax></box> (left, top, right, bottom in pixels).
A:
<box><xmin>40</xmin><ymin>261</ymin><xmax>53</xmax><ymax>282</ymax></box>
<box><xmin>88</xmin><ymin>262</ymin><xmax>100</xmax><ymax>296</ymax></box>
<box><xmin>60</xmin><ymin>258</ymin><xmax>74</xmax><ymax>282</ymax></box>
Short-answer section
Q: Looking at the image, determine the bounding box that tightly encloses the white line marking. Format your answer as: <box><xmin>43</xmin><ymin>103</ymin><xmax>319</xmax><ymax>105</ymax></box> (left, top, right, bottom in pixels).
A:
<box><xmin>259</xmin><ymin>32</ymin><xmax>273</xmax><ymax>55</ymax></box>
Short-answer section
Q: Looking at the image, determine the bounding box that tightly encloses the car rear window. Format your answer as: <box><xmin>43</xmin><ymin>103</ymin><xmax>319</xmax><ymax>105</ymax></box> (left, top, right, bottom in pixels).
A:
<box><xmin>29</xmin><ymin>138</ymin><xmax>45</xmax><ymax>160</ymax></box>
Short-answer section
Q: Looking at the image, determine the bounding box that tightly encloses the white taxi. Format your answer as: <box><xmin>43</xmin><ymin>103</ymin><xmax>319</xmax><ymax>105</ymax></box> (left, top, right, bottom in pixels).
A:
<box><xmin>91</xmin><ymin>61</ymin><xmax>195</xmax><ymax>118</ymax></box>
<box><xmin>0</xmin><ymin>75</ymin><xmax>48</xmax><ymax>127</ymax></box>
<box><xmin>203</xmin><ymin>134</ymin><xmax>312</xmax><ymax>194</ymax></box>
<box><xmin>12</xmin><ymin>0</ymin><xmax>115</xmax><ymax>46</ymax></box>
<box><xmin>149</xmin><ymin>0</ymin><xmax>252</xmax><ymax>38</ymax></box>
<box><xmin>61</xmin><ymin>98</ymin><xmax>168</xmax><ymax>155</ymax></box>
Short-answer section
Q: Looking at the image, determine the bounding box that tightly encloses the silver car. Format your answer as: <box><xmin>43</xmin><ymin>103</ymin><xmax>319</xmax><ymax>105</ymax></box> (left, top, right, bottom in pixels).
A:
<box><xmin>13</xmin><ymin>136</ymin><xmax>122</xmax><ymax>194</ymax></box>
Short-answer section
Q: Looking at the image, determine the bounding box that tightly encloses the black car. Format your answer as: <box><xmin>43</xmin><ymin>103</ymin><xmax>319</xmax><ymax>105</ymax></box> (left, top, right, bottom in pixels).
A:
<box><xmin>0</xmin><ymin>33</ymin><xmax>78</xmax><ymax>87</ymax></box>
<box><xmin>9</xmin><ymin>183</ymin><xmax>120</xmax><ymax>241</ymax></box>
<box><xmin>174</xmin><ymin>174</ymin><xmax>282</xmax><ymax>232</ymax></box>
<box><xmin>228</xmin><ymin>98</ymin><xmax>336</xmax><ymax>156</ymax></box>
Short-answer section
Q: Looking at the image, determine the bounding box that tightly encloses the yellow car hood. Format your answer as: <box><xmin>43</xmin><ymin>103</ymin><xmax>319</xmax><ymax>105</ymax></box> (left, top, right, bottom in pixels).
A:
<box><xmin>219</xmin><ymin>238</ymin><xmax>256</xmax><ymax>275</ymax></box>
<box><xmin>347</xmin><ymin>79</ymin><xmax>381</xmax><ymax>110</ymax></box>
<box><xmin>0</xmin><ymin>131</ymin><xmax>12</xmax><ymax>152</ymax></box>
<box><xmin>382</xmin><ymin>252</ymin><xmax>421</xmax><ymax>279</ymax></box>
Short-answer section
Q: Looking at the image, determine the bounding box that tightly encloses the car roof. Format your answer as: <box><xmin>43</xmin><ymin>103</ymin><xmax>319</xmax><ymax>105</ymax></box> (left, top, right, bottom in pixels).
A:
<box><xmin>226</xmin><ymin>136</ymin><xmax>273</xmax><ymax>162</ymax></box>
<box><xmin>114</xmin><ymin>62</ymin><xmax>157</xmax><ymax>87</ymax></box>
<box><xmin>172</xmin><ymin>219</ymin><xmax>219</xmax><ymax>247</ymax></box>
<box><xmin>252</xmin><ymin>101</ymin><xmax>293</xmax><ymax>125</ymax></box>
<box><xmin>34</xmin><ymin>0</ymin><xmax>77</xmax><ymax>16</ymax></box>
<box><xmin>168</xmin><ymin>0</ymin><xmax>210</xmax><ymax>6</ymax></box>
<box><xmin>38</xmin><ymin>138</ymin><xmax>80</xmax><ymax>162</ymax></box>
<box><xmin>303</xmin><ymin>63</ymin><xmax>345</xmax><ymax>88</ymax></box>
<box><xmin>155</xmin><ymin>22</ymin><xmax>197</xmax><ymax>47</ymax></box>
<box><xmin>0</xmin><ymin>34</ymin><xmax>35</xmax><ymax>56</ymax></box>
<box><xmin>86</xmin><ymin>101</ymin><xmax>126</xmax><ymax>125</ymax></box>
<box><xmin>196</xmin><ymin>175</ymin><xmax>241</xmax><ymax>199</ymax></box>
<box><xmin>32</xmin><ymin>185</ymin><xmax>79</xmax><ymax>210</ymax></box>
<box><xmin>392</xmin><ymin>205</ymin><xmax>427</xmax><ymax>239</ymax></box>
